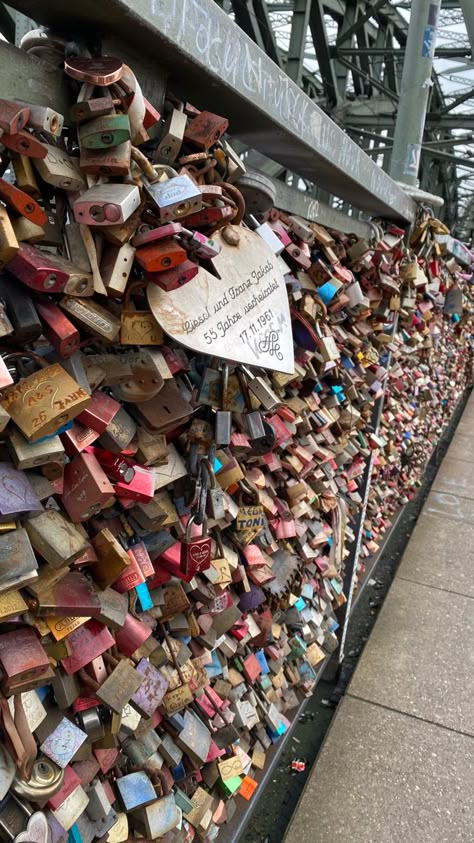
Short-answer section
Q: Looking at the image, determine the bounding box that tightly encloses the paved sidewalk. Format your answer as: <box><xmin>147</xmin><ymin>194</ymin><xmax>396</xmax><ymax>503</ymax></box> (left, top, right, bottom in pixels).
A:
<box><xmin>284</xmin><ymin>395</ymin><xmax>474</xmax><ymax>843</ymax></box>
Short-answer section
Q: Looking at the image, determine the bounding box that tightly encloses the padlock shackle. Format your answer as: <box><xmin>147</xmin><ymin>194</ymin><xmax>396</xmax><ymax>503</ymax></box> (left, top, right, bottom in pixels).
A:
<box><xmin>123</xmin><ymin>278</ymin><xmax>147</xmax><ymax>311</ymax></box>
<box><xmin>221</xmin><ymin>362</ymin><xmax>229</xmax><ymax>411</ymax></box>
<box><xmin>201</xmin><ymin>458</ymin><xmax>216</xmax><ymax>489</ymax></box>
<box><xmin>221</xmin><ymin>182</ymin><xmax>245</xmax><ymax>225</ymax></box>
<box><xmin>213</xmin><ymin>525</ymin><xmax>225</xmax><ymax>558</ymax></box>
<box><xmin>146</xmin><ymin>164</ymin><xmax>178</xmax><ymax>185</ymax></box>
<box><xmin>185</xmin><ymin>512</ymin><xmax>208</xmax><ymax>540</ymax></box>
<box><xmin>130</xmin><ymin>146</ymin><xmax>156</xmax><ymax>181</ymax></box>
<box><xmin>238</xmin><ymin>478</ymin><xmax>259</xmax><ymax>505</ymax></box>
<box><xmin>1</xmin><ymin>350</ymin><xmax>49</xmax><ymax>371</ymax></box>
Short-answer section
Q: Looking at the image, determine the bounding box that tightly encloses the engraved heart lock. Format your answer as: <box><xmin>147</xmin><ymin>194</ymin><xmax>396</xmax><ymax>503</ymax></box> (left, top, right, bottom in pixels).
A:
<box><xmin>14</xmin><ymin>811</ymin><xmax>49</xmax><ymax>843</ymax></box>
<box><xmin>180</xmin><ymin>514</ymin><xmax>211</xmax><ymax>579</ymax></box>
<box><xmin>120</xmin><ymin>280</ymin><xmax>163</xmax><ymax>346</ymax></box>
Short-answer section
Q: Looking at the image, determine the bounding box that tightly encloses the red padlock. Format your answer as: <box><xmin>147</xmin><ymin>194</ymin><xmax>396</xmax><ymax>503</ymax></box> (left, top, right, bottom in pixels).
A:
<box><xmin>114</xmin><ymin>464</ymin><xmax>154</xmax><ymax>502</ymax></box>
<box><xmin>0</xmin><ymin>179</ymin><xmax>47</xmax><ymax>226</ymax></box>
<box><xmin>129</xmin><ymin>541</ymin><xmax>154</xmax><ymax>578</ymax></box>
<box><xmin>1</xmin><ymin>130</ymin><xmax>47</xmax><ymax>159</ymax></box>
<box><xmin>180</xmin><ymin>514</ymin><xmax>212</xmax><ymax>578</ymax></box>
<box><xmin>146</xmin><ymin>258</ymin><xmax>198</xmax><ymax>291</ymax></box>
<box><xmin>62</xmin><ymin>452</ymin><xmax>114</xmax><ymax>521</ymax></box>
<box><xmin>35</xmin><ymin>299</ymin><xmax>80</xmax><ymax>357</ymax></box>
<box><xmin>113</xmin><ymin>550</ymin><xmax>145</xmax><ymax>593</ymax></box>
<box><xmin>90</xmin><ymin>447</ymin><xmax>136</xmax><ymax>483</ymax></box>
<box><xmin>0</xmin><ymin>99</ymin><xmax>29</xmax><ymax>134</ymax></box>
<box><xmin>60</xmin><ymin>422</ymin><xmax>100</xmax><ymax>457</ymax></box>
<box><xmin>183</xmin><ymin>205</ymin><xmax>233</xmax><ymax>228</ymax></box>
<box><xmin>77</xmin><ymin>391</ymin><xmax>121</xmax><ymax>434</ymax></box>
<box><xmin>183</xmin><ymin>111</ymin><xmax>229</xmax><ymax>150</ymax></box>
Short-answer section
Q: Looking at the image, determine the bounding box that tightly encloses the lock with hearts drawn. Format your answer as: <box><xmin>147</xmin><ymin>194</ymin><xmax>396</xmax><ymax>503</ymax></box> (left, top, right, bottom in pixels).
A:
<box><xmin>0</xmin><ymin>351</ymin><xmax>90</xmax><ymax>441</ymax></box>
<box><xmin>120</xmin><ymin>280</ymin><xmax>163</xmax><ymax>345</ymax></box>
<box><xmin>180</xmin><ymin>514</ymin><xmax>212</xmax><ymax>579</ymax></box>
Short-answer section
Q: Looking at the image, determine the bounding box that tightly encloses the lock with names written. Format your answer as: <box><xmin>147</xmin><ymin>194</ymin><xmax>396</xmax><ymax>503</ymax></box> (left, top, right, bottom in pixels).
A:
<box><xmin>0</xmin><ymin>34</ymin><xmax>469</xmax><ymax>843</ymax></box>
<box><xmin>180</xmin><ymin>514</ymin><xmax>212</xmax><ymax>579</ymax></box>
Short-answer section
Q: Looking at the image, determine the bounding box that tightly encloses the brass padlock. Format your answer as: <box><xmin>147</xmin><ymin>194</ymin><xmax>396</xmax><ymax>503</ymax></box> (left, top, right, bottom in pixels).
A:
<box><xmin>60</xmin><ymin>296</ymin><xmax>121</xmax><ymax>342</ymax></box>
<box><xmin>1</xmin><ymin>351</ymin><xmax>90</xmax><ymax>441</ymax></box>
<box><xmin>0</xmin><ymin>206</ymin><xmax>19</xmax><ymax>268</ymax></box>
<box><xmin>235</xmin><ymin>480</ymin><xmax>265</xmax><ymax>545</ymax></box>
<box><xmin>120</xmin><ymin>281</ymin><xmax>163</xmax><ymax>346</ymax></box>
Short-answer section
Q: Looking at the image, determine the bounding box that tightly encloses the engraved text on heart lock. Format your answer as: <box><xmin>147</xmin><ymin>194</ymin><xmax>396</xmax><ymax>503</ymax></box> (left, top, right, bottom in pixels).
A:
<box><xmin>189</xmin><ymin>543</ymin><xmax>209</xmax><ymax>569</ymax></box>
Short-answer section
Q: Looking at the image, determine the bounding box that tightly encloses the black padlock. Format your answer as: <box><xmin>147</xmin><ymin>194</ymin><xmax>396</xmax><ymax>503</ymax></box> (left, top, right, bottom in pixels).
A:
<box><xmin>0</xmin><ymin>272</ymin><xmax>42</xmax><ymax>344</ymax></box>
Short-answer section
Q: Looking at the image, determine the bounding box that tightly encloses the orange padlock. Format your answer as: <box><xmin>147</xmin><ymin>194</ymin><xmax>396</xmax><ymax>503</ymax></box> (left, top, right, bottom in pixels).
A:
<box><xmin>135</xmin><ymin>239</ymin><xmax>187</xmax><ymax>273</ymax></box>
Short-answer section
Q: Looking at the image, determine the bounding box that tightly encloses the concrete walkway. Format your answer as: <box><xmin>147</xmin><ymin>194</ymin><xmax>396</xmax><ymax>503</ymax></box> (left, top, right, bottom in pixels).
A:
<box><xmin>284</xmin><ymin>395</ymin><xmax>474</xmax><ymax>843</ymax></box>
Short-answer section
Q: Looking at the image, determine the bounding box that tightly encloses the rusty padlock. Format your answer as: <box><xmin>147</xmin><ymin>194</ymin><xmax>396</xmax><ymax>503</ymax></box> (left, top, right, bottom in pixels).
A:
<box><xmin>120</xmin><ymin>281</ymin><xmax>163</xmax><ymax>346</ymax></box>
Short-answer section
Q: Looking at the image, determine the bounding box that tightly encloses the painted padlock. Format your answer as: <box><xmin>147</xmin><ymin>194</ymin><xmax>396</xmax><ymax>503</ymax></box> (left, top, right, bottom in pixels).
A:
<box><xmin>7</xmin><ymin>243</ymin><xmax>93</xmax><ymax>295</ymax></box>
<box><xmin>180</xmin><ymin>514</ymin><xmax>212</xmax><ymax>578</ymax></box>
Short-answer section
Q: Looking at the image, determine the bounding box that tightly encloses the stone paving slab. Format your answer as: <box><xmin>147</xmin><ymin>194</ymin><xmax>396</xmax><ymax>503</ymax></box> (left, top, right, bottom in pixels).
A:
<box><xmin>348</xmin><ymin>578</ymin><xmax>474</xmax><ymax>735</ymax></box>
<box><xmin>398</xmin><ymin>511</ymin><xmax>474</xmax><ymax>598</ymax></box>
<box><xmin>423</xmin><ymin>489</ymin><xmax>474</xmax><ymax>525</ymax></box>
<box><xmin>451</xmin><ymin>411</ymin><xmax>473</xmax><ymax>437</ymax></box>
<box><xmin>446</xmin><ymin>431</ymin><xmax>474</xmax><ymax>464</ymax></box>
<box><xmin>283</xmin><ymin>696</ymin><xmax>474</xmax><ymax>843</ymax></box>
<box><xmin>431</xmin><ymin>456</ymin><xmax>474</xmax><ymax>499</ymax></box>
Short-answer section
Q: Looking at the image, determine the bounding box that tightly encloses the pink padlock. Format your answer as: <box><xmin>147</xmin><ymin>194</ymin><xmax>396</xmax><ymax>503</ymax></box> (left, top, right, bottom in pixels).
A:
<box><xmin>0</xmin><ymin>356</ymin><xmax>13</xmax><ymax>389</ymax></box>
<box><xmin>131</xmin><ymin>222</ymin><xmax>183</xmax><ymax>247</ymax></box>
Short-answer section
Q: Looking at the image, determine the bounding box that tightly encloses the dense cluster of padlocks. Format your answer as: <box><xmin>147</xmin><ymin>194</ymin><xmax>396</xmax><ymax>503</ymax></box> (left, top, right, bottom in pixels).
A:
<box><xmin>0</xmin><ymin>41</ymin><xmax>471</xmax><ymax>843</ymax></box>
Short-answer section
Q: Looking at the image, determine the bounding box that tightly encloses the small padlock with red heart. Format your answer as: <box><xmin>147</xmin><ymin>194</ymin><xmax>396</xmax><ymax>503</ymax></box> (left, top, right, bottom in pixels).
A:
<box><xmin>180</xmin><ymin>514</ymin><xmax>212</xmax><ymax>578</ymax></box>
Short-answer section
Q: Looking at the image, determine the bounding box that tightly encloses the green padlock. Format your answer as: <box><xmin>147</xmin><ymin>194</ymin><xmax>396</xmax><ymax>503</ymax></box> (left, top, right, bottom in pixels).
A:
<box><xmin>78</xmin><ymin>114</ymin><xmax>131</xmax><ymax>149</ymax></box>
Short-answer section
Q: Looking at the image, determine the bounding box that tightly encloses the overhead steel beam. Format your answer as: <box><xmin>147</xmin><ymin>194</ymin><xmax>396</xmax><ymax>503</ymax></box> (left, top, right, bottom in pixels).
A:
<box><xmin>232</xmin><ymin>1</ymin><xmax>266</xmax><ymax>51</ymax></box>
<box><xmin>459</xmin><ymin>0</ymin><xmax>474</xmax><ymax>57</ymax></box>
<box><xmin>344</xmin><ymin>110</ymin><xmax>474</xmax><ymax>131</ymax></box>
<box><xmin>5</xmin><ymin>0</ymin><xmax>416</xmax><ymax>222</ymax></box>
<box><xmin>352</xmin><ymin>127</ymin><xmax>474</xmax><ymax>166</ymax></box>
<box><xmin>309</xmin><ymin>0</ymin><xmax>339</xmax><ymax>106</ymax></box>
<box><xmin>286</xmin><ymin>0</ymin><xmax>312</xmax><ymax>85</ymax></box>
<box><xmin>333</xmin><ymin>46</ymin><xmax>471</xmax><ymax>57</ymax></box>
<box><xmin>441</xmin><ymin>87</ymin><xmax>474</xmax><ymax>113</ymax></box>
<box><xmin>334</xmin><ymin>0</ymin><xmax>358</xmax><ymax>98</ymax></box>
<box><xmin>334</xmin><ymin>0</ymin><xmax>386</xmax><ymax>46</ymax></box>
<box><xmin>336</xmin><ymin>55</ymin><xmax>399</xmax><ymax>101</ymax></box>
<box><xmin>252</xmin><ymin>0</ymin><xmax>282</xmax><ymax>66</ymax></box>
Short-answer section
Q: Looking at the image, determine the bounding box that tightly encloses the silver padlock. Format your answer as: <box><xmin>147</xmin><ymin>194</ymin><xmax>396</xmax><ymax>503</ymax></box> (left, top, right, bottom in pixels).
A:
<box><xmin>240</xmin><ymin>365</ymin><xmax>281</xmax><ymax>411</ymax></box>
<box><xmin>144</xmin><ymin>167</ymin><xmax>202</xmax><ymax>222</ymax></box>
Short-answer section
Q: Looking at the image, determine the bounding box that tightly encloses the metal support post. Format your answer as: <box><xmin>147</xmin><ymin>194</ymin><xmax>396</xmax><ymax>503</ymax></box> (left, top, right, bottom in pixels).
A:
<box><xmin>389</xmin><ymin>0</ymin><xmax>441</xmax><ymax>185</ymax></box>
